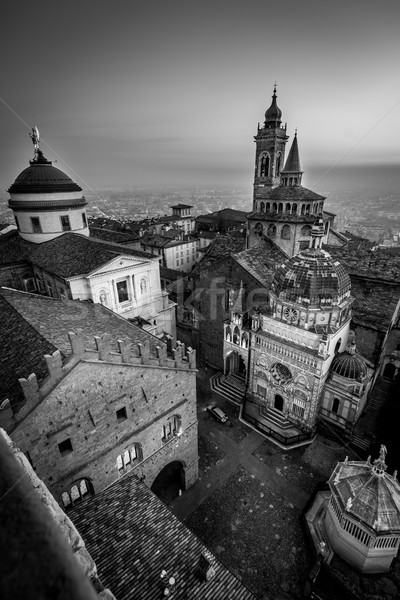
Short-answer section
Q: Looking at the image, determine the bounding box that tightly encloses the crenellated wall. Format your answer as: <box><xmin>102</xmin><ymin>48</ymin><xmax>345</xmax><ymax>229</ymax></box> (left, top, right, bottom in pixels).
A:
<box><xmin>6</xmin><ymin>329</ymin><xmax>198</xmax><ymax>505</ymax></box>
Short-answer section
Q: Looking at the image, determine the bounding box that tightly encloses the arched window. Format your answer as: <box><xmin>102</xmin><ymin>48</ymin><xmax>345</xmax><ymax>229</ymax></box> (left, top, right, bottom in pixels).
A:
<box><xmin>335</xmin><ymin>339</ymin><xmax>341</xmax><ymax>354</ymax></box>
<box><xmin>281</xmin><ymin>225</ymin><xmax>291</xmax><ymax>240</ymax></box>
<box><xmin>260</xmin><ymin>202</ymin><xmax>265</xmax><ymax>213</ymax></box>
<box><xmin>301</xmin><ymin>225</ymin><xmax>311</xmax><ymax>236</ymax></box>
<box><xmin>272</xmin><ymin>202</ymin><xmax>278</xmax><ymax>213</ymax></box>
<box><xmin>233</xmin><ymin>326</ymin><xmax>240</xmax><ymax>344</ymax></box>
<box><xmin>117</xmin><ymin>444</ymin><xmax>143</xmax><ymax>473</ymax></box>
<box><xmin>241</xmin><ymin>333</ymin><xmax>249</xmax><ymax>348</ymax></box>
<box><xmin>276</xmin><ymin>153</ymin><xmax>282</xmax><ymax>175</ymax></box>
<box><xmin>332</xmin><ymin>398</ymin><xmax>340</xmax><ymax>414</ymax></box>
<box><xmin>278</xmin><ymin>203</ymin><xmax>283</xmax><ymax>213</ymax></box>
<box><xmin>265</xmin><ymin>202</ymin><xmax>270</xmax><ymax>213</ymax></box>
<box><xmin>306</xmin><ymin>204</ymin><xmax>310</xmax><ymax>215</ymax></box>
<box><xmin>267</xmin><ymin>224</ymin><xmax>277</xmax><ymax>238</ymax></box>
<box><xmin>301</xmin><ymin>204</ymin><xmax>306</xmax><ymax>215</ymax></box>
<box><xmin>259</xmin><ymin>153</ymin><xmax>270</xmax><ymax>177</ymax></box>
<box><xmin>286</xmin><ymin>203</ymin><xmax>291</xmax><ymax>213</ymax></box>
<box><xmin>313</xmin><ymin>204</ymin><xmax>318</xmax><ymax>215</ymax></box>
<box><xmin>61</xmin><ymin>478</ymin><xmax>94</xmax><ymax>509</ymax></box>
<box><xmin>254</xmin><ymin>222</ymin><xmax>263</xmax><ymax>236</ymax></box>
<box><xmin>226</xmin><ymin>326</ymin><xmax>232</xmax><ymax>342</ymax></box>
<box><xmin>292</xmin><ymin>203</ymin><xmax>297</xmax><ymax>215</ymax></box>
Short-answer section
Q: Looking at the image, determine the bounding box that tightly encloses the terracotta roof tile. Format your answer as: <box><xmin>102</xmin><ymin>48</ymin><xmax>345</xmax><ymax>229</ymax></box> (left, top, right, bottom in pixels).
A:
<box><xmin>69</xmin><ymin>475</ymin><xmax>258</xmax><ymax>600</ymax></box>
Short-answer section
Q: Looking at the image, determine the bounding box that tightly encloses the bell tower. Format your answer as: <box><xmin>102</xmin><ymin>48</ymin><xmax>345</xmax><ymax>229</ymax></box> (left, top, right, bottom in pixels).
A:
<box><xmin>253</xmin><ymin>85</ymin><xmax>289</xmax><ymax>190</ymax></box>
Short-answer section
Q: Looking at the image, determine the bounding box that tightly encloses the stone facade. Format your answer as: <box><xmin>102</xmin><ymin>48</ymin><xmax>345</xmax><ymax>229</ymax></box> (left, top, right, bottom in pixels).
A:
<box><xmin>5</xmin><ymin>330</ymin><xmax>198</xmax><ymax>507</ymax></box>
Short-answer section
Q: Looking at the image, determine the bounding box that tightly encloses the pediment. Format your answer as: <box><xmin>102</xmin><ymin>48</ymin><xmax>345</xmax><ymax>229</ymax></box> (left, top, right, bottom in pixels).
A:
<box><xmin>88</xmin><ymin>255</ymin><xmax>150</xmax><ymax>277</ymax></box>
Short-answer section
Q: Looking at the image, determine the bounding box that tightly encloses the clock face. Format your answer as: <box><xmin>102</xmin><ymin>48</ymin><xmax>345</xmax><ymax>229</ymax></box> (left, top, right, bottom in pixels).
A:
<box><xmin>284</xmin><ymin>307</ymin><xmax>299</xmax><ymax>323</ymax></box>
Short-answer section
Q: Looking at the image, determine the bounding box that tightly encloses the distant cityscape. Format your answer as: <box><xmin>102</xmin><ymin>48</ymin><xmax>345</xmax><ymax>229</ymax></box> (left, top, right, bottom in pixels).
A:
<box><xmin>1</xmin><ymin>163</ymin><xmax>400</xmax><ymax>246</ymax></box>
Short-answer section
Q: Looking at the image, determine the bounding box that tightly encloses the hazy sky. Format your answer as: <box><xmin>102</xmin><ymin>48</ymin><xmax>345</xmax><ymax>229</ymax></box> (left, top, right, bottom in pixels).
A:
<box><xmin>1</xmin><ymin>1</ymin><xmax>399</xmax><ymax>191</ymax></box>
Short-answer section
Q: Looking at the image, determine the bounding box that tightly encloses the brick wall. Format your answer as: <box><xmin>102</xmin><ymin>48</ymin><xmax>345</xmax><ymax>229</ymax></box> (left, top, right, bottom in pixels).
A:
<box><xmin>11</xmin><ymin>358</ymin><xmax>198</xmax><ymax>504</ymax></box>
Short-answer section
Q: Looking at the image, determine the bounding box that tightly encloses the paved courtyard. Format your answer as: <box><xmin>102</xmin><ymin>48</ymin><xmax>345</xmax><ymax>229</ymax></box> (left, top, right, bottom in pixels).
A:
<box><xmin>169</xmin><ymin>369</ymin><xmax>360</xmax><ymax>600</ymax></box>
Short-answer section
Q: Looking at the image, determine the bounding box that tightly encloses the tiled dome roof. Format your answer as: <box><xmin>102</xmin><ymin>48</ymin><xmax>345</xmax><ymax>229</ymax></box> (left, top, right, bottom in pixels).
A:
<box><xmin>331</xmin><ymin>347</ymin><xmax>367</xmax><ymax>380</ymax></box>
<box><xmin>271</xmin><ymin>248</ymin><xmax>351</xmax><ymax>307</ymax></box>
<box><xmin>8</xmin><ymin>150</ymin><xmax>82</xmax><ymax>194</ymax></box>
<box><xmin>330</xmin><ymin>448</ymin><xmax>400</xmax><ymax>532</ymax></box>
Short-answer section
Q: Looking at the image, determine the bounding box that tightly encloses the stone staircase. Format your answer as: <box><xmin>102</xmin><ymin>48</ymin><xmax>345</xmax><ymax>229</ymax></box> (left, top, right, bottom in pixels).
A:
<box><xmin>263</xmin><ymin>406</ymin><xmax>293</xmax><ymax>430</ymax></box>
<box><xmin>210</xmin><ymin>372</ymin><xmax>245</xmax><ymax>405</ymax></box>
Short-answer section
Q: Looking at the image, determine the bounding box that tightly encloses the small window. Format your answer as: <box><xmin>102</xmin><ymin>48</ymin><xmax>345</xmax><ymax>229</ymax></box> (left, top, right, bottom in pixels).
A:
<box><xmin>31</xmin><ymin>217</ymin><xmax>42</xmax><ymax>233</ymax></box>
<box><xmin>82</xmin><ymin>212</ymin><xmax>87</xmax><ymax>227</ymax></box>
<box><xmin>60</xmin><ymin>215</ymin><xmax>71</xmax><ymax>231</ymax></box>
<box><xmin>332</xmin><ymin>398</ymin><xmax>340</xmax><ymax>414</ymax></box>
<box><xmin>58</xmin><ymin>438</ymin><xmax>73</xmax><ymax>456</ymax></box>
<box><xmin>116</xmin><ymin>280</ymin><xmax>129</xmax><ymax>303</ymax></box>
<box><xmin>116</xmin><ymin>407</ymin><xmax>127</xmax><ymax>422</ymax></box>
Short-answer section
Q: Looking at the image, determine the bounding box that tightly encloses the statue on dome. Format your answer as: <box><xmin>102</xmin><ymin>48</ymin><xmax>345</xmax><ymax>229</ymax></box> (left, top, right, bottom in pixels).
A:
<box><xmin>29</xmin><ymin>126</ymin><xmax>40</xmax><ymax>150</ymax></box>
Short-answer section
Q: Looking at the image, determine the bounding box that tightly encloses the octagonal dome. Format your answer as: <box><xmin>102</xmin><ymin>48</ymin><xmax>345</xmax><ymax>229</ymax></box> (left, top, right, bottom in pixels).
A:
<box><xmin>271</xmin><ymin>248</ymin><xmax>351</xmax><ymax>308</ymax></box>
<box><xmin>329</xmin><ymin>447</ymin><xmax>400</xmax><ymax>533</ymax></box>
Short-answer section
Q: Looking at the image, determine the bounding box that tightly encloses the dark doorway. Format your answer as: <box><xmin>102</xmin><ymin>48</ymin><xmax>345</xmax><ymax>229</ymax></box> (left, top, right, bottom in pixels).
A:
<box><xmin>383</xmin><ymin>362</ymin><xmax>396</xmax><ymax>379</ymax></box>
<box><xmin>151</xmin><ymin>461</ymin><xmax>185</xmax><ymax>505</ymax></box>
<box><xmin>274</xmin><ymin>394</ymin><xmax>284</xmax><ymax>411</ymax></box>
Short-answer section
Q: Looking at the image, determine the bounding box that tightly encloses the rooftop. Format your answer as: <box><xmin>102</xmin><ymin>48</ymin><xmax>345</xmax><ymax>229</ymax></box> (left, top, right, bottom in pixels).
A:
<box><xmin>69</xmin><ymin>474</ymin><xmax>258</xmax><ymax>600</ymax></box>
<box><xmin>0</xmin><ymin>288</ymin><xmax>162</xmax><ymax>410</ymax></box>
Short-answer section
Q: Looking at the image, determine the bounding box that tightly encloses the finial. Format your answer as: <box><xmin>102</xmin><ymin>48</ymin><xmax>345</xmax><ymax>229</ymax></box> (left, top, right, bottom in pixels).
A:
<box><xmin>373</xmin><ymin>444</ymin><xmax>388</xmax><ymax>475</ymax></box>
<box><xmin>295</xmin><ymin>127</ymin><xmax>298</xmax><ymax>136</ymax></box>
<box><xmin>29</xmin><ymin>126</ymin><xmax>40</xmax><ymax>150</ymax></box>
<box><xmin>273</xmin><ymin>81</ymin><xmax>277</xmax><ymax>95</ymax></box>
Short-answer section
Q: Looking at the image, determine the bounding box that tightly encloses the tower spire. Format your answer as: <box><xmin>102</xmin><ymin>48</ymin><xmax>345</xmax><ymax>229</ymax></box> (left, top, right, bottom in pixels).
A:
<box><xmin>280</xmin><ymin>131</ymin><xmax>303</xmax><ymax>187</ymax></box>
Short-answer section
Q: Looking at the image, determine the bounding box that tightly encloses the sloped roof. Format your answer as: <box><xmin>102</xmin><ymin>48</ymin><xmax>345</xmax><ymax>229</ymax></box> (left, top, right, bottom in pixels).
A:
<box><xmin>0</xmin><ymin>229</ymin><xmax>32</xmax><ymax>266</ymax></box>
<box><xmin>281</xmin><ymin>134</ymin><xmax>302</xmax><ymax>173</ymax></box>
<box><xmin>0</xmin><ymin>288</ymin><xmax>162</xmax><ymax>411</ymax></box>
<box><xmin>190</xmin><ymin>235</ymin><xmax>246</xmax><ymax>277</ymax></box>
<box><xmin>29</xmin><ymin>233</ymin><xmax>155</xmax><ymax>279</ymax></box>
<box><xmin>233</xmin><ymin>237</ymin><xmax>287</xmax><ymax>290</ymax></box>
<box><xmin>329</xmin><ymin>453</ymin><xmax>400</xmax><ymax>533</ymax></box>
<box><xmin>69</xmin><ymin>475</ymin><xmax>258</xmax><ymax>600</ymax></box>
<box><xmin>89</xmin><ymin>227</ymin><xmax>140</xmax><ymax>244</ymax></box>
<box><xmin>250</xmin><ymin>185</ymin><xmax>325</xmax><ymax>206</ymax></box>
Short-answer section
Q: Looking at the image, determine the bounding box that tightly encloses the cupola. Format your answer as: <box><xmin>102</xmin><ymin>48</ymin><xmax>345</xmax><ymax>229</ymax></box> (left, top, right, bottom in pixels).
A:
<box><xmin>8</xmin><ymin>127</ymin><xmax>89</xmax><ymax>243</ymax></box>
<box><xmin>264</xmin><ymin>85</ymin><xmax>282</xmax><ymax>128</ymax></box>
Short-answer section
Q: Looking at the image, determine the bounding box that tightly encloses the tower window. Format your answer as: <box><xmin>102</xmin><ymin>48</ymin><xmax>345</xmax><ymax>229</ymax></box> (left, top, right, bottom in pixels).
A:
<box><xmin>116</xmin><ymin>407</ymin><xmax>128</xmax><ymax>422</ymax></box>
<box><xmin>31</xmin><ymin>217</ymin><xmax>42</xmax><ymax>233</ymax></box>
<box><xmin>60</xmin><ymin>215</ymin><xmax>71</xmax><ymax>231</ymax></box>
<box><xmin>281</xmin><ymin>225</ymin><xmax>291</xmax><ymax>240</ymax></box>
<box><xmin>58</xmin><ymin>438</ymin><xmax>73</xmax><ymax>456</ymax></box>
<box><xmin>259</xmin><ymin>153</ymin><xmax>270</xmax><ymax>177</ymax></box>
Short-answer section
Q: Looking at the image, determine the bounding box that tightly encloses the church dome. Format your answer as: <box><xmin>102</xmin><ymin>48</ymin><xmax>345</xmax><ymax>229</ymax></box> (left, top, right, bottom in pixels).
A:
<box><xmin>331</xmin><ymin>346</ymin><xmax>367</xmax><ymax>380</ymax></box>
<box><xmin>8</xmin><ymin>150</ymin><xmax>82</xmax><ymax>194</ymax></box>
<box><xmin>271</xmin><ymin>247</ymin><xmax>351</xmax><ymax>308</ymax></box>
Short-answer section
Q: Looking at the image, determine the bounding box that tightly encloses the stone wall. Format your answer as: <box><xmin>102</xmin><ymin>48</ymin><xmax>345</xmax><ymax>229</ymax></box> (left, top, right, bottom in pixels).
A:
<box><xmin>0</xmin><ymin>428</ymin><xmax>115</xmax><ymax>600</ymax></box>
<box><xmin>9</xmin><ymin>330</ymin><xmax>198</xmax><ymax>504</ymax></box>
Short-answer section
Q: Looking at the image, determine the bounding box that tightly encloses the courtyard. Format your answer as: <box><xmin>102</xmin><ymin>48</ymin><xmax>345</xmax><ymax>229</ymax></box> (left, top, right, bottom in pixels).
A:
<box><xmin>169</xmin><ymin>368</ymin><xmax>362</xmax><ymax>600</ymax></box>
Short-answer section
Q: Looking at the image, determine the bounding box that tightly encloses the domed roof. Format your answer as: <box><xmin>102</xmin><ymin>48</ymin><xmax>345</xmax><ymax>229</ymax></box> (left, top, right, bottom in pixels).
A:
<box><xmin>329</xmin><ymin>447</ymin><xmax>400</xmax><ymax>533</ymax></box>
<box><xmin>331</xmin><ymin>346</ymin><xmax>367</xmax><ymax>380</ymax></box>
<box><xmin>8</xmin><ymin>149</ymin><xmax>82</xmax><ymax>194</ymax></box>
<box><xmin>271</xmin><ymin>247</ymin><xmax>351</xmax><ymax>308</ymax></box>
<box><xmin>264</xmin><ymin>87</ymin><xmax>282</xmax><ymax>124</ymax></box>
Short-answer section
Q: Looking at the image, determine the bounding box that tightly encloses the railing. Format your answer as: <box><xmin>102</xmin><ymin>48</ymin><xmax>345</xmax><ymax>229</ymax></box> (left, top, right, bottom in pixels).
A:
<box><xmin>243</xmin><ymin>411</ymin><xmax>315</xmax><ymax>447</ymax></box>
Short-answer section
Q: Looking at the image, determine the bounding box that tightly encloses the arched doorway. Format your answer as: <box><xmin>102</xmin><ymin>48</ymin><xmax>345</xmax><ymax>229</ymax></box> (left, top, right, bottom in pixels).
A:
<box><xmin>151</xmin><ymin>461</ymin><xmax>185</xmax><ymax>505</ymax></box>
<box><xmin>274</xmin><ymin>394</ymin><xmax>284</xmax><ymax>411</ymax></box>
<box><xmin>383</xmin><ymin>362</ymin><xmax>396</xmax><ymax>379</ymax></box>
<box><xmin>225</xmin><ymin>351</ymin><xmax>246</xmax><ymax>380</ymax></box>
